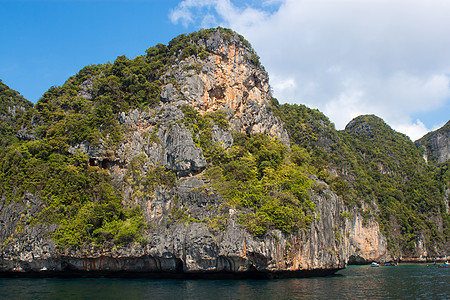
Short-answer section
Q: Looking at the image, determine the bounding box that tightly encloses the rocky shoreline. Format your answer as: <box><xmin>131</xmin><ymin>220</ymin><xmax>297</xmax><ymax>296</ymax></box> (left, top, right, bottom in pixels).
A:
<box><xmin>0</xmin><ymin>254</ymin><xmax>342</xmax><ymax>279</ymax></box>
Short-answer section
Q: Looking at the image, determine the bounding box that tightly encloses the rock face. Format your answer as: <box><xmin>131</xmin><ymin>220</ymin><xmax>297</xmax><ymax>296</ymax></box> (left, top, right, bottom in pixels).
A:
<box><xmin>416</xmin><ymin>120</ymin><xmax>450</xmax><ymax>164</ymax></box>
<box><xmin>0</xmin><ymin>80</ymin><xmax>34</xmax><ymax>145</ymax></box>
<box><xmin>160</xmin><ymin>30</ymin><xmax>290</xmax><ymax>145</ymax></box>
<box><xmin>0</xmin><ymin>28</ymin><xmax>388</xmax><ymax>277</ymax></box>
<box><xmin>1</xmin><ymin>177</ymin><xmax>386</xmax><ymax>276</ymax></box>
<box><xmin>0</xmin><ymin>194</ymin><xmax>57</xmax><ymax>272</ymax></box>
<box><xmin>345</xmin><ymin>205</ymin><xmax>388</xmax><ymax>264</ymax></box>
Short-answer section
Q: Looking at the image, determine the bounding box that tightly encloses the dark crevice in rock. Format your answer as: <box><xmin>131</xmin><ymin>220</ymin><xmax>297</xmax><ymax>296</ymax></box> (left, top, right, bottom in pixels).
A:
<box><xmin>208</xmin><ymin>85</ymin><xmax>226</xmax><ymax>100</ymax></box>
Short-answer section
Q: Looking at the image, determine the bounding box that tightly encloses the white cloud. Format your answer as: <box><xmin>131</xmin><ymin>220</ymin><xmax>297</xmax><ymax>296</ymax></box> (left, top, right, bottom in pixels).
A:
<box><xmin>170</xmin><ymin>0</ymin><xmax>450</xmax><ymax>139</ymax></box>
<box><xmin>169</xmin><ymin>0</ymin><xmax>221</xmax><ymax>27</ymax></box>
<box><xmin>200</xmin><ymin>14</ymin><xmax>218</xmax><ymax>28</ymax></box>
<box><xmin>323</xmin><ymin>89</ymin><xmax>369</xmax><ymax>130</ymax></box>
<box><xmin>270</xmin><ymin>75</ymin><xmax>296</xmax><ymax>94</ymax></box>
<box><xmin>393</xmin><ymin>119</ymin><xmax>429</xmax><ymax>141</ymax></box>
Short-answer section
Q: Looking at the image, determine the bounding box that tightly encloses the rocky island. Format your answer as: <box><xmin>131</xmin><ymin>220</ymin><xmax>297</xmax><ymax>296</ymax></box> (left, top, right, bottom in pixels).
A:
<box><xmin>0</xmin><ymin>28</ymin><xmax>449</xmax><ymax>278</ymax></box>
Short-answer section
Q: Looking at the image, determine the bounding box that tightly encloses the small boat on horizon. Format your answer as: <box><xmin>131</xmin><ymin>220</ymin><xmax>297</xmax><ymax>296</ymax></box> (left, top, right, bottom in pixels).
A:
<box><xmin>370</xmin><ymin>262</ymin><xmax>380</xmax><ymax>267</ymax></box>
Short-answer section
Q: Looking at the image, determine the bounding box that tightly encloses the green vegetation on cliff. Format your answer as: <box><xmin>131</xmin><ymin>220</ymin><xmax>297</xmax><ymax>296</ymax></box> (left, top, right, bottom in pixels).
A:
<box><xmin>205</xmin><ymin>133</ymin><xmax>314</xmax><ymax>236</ymax></box>
<box><xmin>0</xmin><ymin>137</ymin><xmax>147</xmax><ymax>248</ymax></box>
<box><xmin>180</xmin><ymin>103</ymin><xmax>315</xmax><ymax>235</ymax></box>
<box><xmin>273</xmin><ymin>101</ymin><xmax>449</xmax><ymax>257</ymax></box>
<box><xmin>340</xmin><ymin>116</ymin><xmax>447</xmax><ymax>255</ymax></box>
<box><xmin>0</xmin><ymin>80</ymin><xmax>34</xmax><ymax>149</ymax></box>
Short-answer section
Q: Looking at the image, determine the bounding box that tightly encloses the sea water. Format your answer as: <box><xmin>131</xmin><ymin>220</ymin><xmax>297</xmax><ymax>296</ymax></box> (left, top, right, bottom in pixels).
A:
<box><xmin>0</xmin><ymin>264</ymin><xmax>448</xmax><ymax>299</ymax></box>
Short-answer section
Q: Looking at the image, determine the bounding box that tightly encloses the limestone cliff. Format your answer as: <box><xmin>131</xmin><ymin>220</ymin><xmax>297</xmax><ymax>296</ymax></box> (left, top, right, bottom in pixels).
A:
<box><xmin>416</xmin><ymin>120</ymin><xmax>450</xmax><ymax>164</ymax></box>
<box><xmin>345</xmin><ymin>204</ymin><xmax>388</xmax><ymax>264</ymax></box>
<box><xmin>159</xmin><ymin>29</ymin><xmax>289</xmax><ymax>145</ymax></box>
<box><xmin>0</xmin><ymin>28</ymin><xmax>389</xmax><ymax>277</ymax></box>
<box><xmin>0</xmin><ymin>176</ymin><xmax>386</xmax><ymax>276</ymax></box>
<box><xmin>342</xmin><ymin>115</ymin><xmax>449</xmax><ymax>260</ymax></box>
<box><xmin>273</xmin><ymin>107</ymin><xmax>449</xmax><ymax>261</ymax></box>
<box><xmin>0</xmin><ymin>80</ymin><xmax>34</xmax><ymax>146</ymax></box>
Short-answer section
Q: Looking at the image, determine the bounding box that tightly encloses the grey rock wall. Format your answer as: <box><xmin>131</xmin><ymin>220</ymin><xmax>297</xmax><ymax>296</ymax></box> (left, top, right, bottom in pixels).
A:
<box><xmin>416</xmin><ymin>121</ymin><xmax>450</xmax><ymax>164</ymax></box>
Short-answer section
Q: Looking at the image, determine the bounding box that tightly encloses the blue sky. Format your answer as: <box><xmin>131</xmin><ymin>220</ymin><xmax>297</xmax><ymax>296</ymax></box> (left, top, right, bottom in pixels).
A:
<box><xmin>1</xmin><ymin>0</ymin><xmax>449</xmax><ymax>140</ymax></box>
<box><xmin>1</xmin><ymin>0</ymin><xmax>187</xmax><ymax>102</ymax></box>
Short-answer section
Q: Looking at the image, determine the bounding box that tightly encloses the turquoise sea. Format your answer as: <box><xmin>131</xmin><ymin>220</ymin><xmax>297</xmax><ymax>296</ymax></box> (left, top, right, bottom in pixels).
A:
<box><xmin>0</xmin><ymin>264</ymin><xmax>448</xmax><ymax>299</ymax></box>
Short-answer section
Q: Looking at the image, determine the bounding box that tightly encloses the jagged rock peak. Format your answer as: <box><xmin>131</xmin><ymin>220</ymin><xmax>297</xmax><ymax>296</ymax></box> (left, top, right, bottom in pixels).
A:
<box><xmin>168</xmin><ymin>27</ymin><xmax>260</xmax><ymax>59</ymax></box>
<box><xmin>159</xmin><ymin>27</ymin><xmax>289</xmax><ymax>144</ymax></box>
